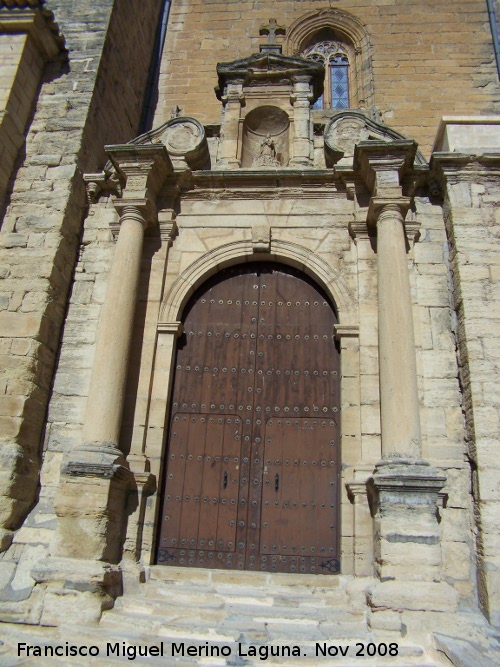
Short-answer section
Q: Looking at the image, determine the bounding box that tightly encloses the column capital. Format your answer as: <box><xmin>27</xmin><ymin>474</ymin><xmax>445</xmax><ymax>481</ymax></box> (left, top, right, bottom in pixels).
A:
<box><xmin>367</xmin><ymin>196</ymin><xmax>412</xmax><ymax>226</ymax></box>
<box><xmin>105</xmin><ymin>143</ymin><xmax>172</xmax><ymax>203</ymax></box>
<box><xmin>355</xmin><ymin>140</ymin><xmax>417</xmax><ymax>197</ymax></box>
<box><xmin>110</xmin><ymin>198</ymin><xmax>157</xmax><ymax>239</ymax></box>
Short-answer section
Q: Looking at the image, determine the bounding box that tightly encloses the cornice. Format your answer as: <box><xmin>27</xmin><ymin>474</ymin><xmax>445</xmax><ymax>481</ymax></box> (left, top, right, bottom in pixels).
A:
<box><xmin>181</xmin><ymin>169</ymin><xmax>342</xmax><ymax>200</ymax></box>
<box><xmin>0</xmin><ymin>0</ymin><xmax>66</xmax><ymax>59</ymax></box>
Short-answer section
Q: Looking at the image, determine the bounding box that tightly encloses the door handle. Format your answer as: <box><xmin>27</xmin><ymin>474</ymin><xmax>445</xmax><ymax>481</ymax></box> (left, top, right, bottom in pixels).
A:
<box><xmin>275</xmin><ymin>473</ymin><xmax>279</xmax><ymax>492</ymax></box>
<box><xmin>223</xmin><ymin>470</ymin><xmax>228</xmax><ymax>489</ymax></box>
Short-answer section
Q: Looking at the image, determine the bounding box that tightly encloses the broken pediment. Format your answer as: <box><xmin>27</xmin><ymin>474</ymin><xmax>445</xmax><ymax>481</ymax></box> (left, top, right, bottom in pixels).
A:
<box><xmin>324</xmin><ymin>111</ymin><xmax>426</xmax><ymax>167</ymax></box>
<box><xmin>128</xmin><ymin>116</ymin><xmax>210</xmax><ymax>171</ymax></box>
<box><xmin>215</xmin><ymin>51</ymin><xmax>324</xmax><ymax>101</ymax></box>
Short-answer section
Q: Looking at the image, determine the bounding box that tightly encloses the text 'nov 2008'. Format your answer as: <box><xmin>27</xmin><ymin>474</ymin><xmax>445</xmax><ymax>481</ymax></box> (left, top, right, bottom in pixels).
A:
<box><xmin>18</xmin><ymin>641</ymin><xmax>400</xmax><ymax>661</ymax></box>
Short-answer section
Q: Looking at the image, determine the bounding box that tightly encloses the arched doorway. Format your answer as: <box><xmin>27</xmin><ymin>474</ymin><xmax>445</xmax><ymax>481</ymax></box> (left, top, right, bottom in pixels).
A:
<box><xmin>156</xmin><ymin>263</ymin><xmax>341</xmax><ymax>574</ymax></box>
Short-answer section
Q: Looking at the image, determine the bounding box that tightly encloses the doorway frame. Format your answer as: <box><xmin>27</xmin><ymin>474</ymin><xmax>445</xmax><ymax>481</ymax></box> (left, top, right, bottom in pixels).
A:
<box><xmin>139</xmin><ymin>241</ymin><xmax>365</xmax><ymax>576</ymax></box>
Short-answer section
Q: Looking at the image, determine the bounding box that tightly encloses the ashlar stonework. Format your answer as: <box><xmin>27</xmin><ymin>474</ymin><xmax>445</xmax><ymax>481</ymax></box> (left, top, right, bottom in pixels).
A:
<box><xmin>0</xmin><ymin>2</ymin><xmax>499</xmax><ymax>666</ymax></box>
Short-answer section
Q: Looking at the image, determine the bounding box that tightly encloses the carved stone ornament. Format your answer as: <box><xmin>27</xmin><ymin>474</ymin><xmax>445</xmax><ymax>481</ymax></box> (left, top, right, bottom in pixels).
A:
<box><xmin>160</xmin><ymin>117</ymin><xmax>207</xmax><ymax>167</ymax></box>
<box><xmin>252</xmin><ymin>224</ymin><xmax>271</xmax><ymax>252</ymax></box>
<box><xmin>324</xmin><ymin>111</ymin><xmax>427</xmax><ymax>168</ymax></box>
<box><xmin>120</xmin><ymin>117</ymin><xmax>210</xmax><ymax>171</ymax></box>
<box><xmin>253</xmin><ymin>134</ymin><xmax>281</xmax><ymax>168</ymax></box>
<box><xmin>83</xmin><ymin>170</ymin><xmax>123</xmax><ymax>203</ymax></box>
<box><xmin>215</xmin><ymin>52</ymin><xmax>324</xmax><ymax>103</ymax></box>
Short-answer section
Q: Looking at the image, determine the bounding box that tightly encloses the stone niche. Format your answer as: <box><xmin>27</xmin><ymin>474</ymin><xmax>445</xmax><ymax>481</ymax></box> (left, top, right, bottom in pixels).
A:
<box><xmin>215</xmin><ymin>52</ymin><xmax>323</xmax><ymax>169</ymax></box>
<box><xmin>241</xmin><ymin>105</ymin><xmax>290</xmax><ymax>168</ymax></box>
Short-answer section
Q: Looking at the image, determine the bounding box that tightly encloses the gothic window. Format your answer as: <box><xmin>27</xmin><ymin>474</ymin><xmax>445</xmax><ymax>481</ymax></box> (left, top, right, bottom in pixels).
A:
<box><xmin>288</xmin><ymin>8</ymin><xmax>375</xmax><ymax>111</ymax></box>
<box><xmin>302</xmin><ymin>41</ymin><xmax>350</xmax><ymax>110</ymax></box>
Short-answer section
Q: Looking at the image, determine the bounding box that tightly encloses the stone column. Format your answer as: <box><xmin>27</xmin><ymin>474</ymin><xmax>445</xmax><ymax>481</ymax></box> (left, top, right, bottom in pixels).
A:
<box><xmin>373</xmin><ymin>198</ymin><xmax>421</xmax><ymax>460</ymax></box>
<box><xmin>81</xmin><ymin>201</ymin><xmax>152</xmax><ymax>463</ymax></box>
<box><xmin>289</xmin><ymin>76</ymin><xmax>314</xmax><ymax>167</ymax></box>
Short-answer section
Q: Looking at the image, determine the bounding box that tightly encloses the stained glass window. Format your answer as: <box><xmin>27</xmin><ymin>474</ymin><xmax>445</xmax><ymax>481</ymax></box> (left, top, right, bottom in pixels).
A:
<box><xmin>302</xmin><ymin>40</ymin><xmax>350</xmax><ymax>110</ymax></box>
<box><xmin>331</xmin><ymin>62</ymin><xmax>349</xmax><ymax>109</ymax></box>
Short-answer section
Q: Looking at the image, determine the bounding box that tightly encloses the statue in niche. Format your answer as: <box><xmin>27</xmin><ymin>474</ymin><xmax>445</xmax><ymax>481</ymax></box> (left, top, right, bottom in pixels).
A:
<box><xmin>253</xmin><ymin>133</ymin><xmax>281</xmax><ymax>167</ymax></box>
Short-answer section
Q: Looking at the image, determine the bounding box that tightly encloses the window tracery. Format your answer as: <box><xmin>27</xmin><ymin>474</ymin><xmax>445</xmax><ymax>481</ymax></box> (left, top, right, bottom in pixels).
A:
<box><xmin>287</xmin><ymin>8</ymin><xmax>375</xmax><ymax>112</ymax></box>
<box><xmin>302</xmin><ymin>40</ymin><xmax>349</xmax><ymax>109</ymax></box>
<box><xmin>302</xmin><ymin>40</ymin><xmax>350</xmax><ymax>110</ymax></box>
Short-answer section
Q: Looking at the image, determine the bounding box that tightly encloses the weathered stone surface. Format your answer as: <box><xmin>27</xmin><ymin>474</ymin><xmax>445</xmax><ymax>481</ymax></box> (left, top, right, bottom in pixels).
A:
<box><xmin>368</xmin><ymin>581</ymin><xmax>458</xmax><ymax>613</ymax></box>
<box><xmin>434</xmin><ymin>633</ymin><xmax>499</xmax><ymax>667</ymax></box>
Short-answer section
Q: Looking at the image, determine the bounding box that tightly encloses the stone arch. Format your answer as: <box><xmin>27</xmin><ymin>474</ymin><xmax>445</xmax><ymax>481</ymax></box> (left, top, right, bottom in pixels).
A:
<box><xmin>286</xmin><ymin>8</ymin><xmax>374</xmax><ymax>111</ymax></box>
<box><xmin>159</xmin><ymin>239</ymin><xmax>356</xmax><ymax>328</ymax></box>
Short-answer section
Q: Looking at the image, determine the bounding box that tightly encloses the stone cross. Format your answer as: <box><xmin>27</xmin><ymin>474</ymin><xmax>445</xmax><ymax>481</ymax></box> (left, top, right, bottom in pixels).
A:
<box><xmin>259</xmin><ymin>18</ymin><xmax>285</xmax><ymax>53</ymax></box>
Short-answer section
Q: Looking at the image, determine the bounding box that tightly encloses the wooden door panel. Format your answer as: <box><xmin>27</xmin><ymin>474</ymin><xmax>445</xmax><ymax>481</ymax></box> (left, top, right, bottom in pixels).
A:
<box><xmin>157</xmin><ymin>263</ymin><xmax>340</xmax><ymax>574</ymax></box>
<box><xmin>161</xmin><ymin>413</ymin><xmax>241</xmax><ymax>552</ymax></box>
<box><xmin>261</xmin><ymin>418</ymin><xmax>338</xmax><ymax>557</ymax></box>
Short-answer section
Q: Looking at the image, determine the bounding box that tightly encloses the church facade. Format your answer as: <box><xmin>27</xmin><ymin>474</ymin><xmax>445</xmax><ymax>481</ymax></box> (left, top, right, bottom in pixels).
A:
<box><xmin>0</xmin><ymin>0</ymin><xmax>500</xmax><ymax>664</ymax></box>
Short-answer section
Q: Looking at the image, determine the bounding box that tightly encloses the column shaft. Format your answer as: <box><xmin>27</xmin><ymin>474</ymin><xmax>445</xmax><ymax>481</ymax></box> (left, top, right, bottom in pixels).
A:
<box><xmin>82</xmin><ymin>206</ymin><xmax>146</xmax><ymax>448</ymax></box>
<box><xmin>377</xmin><ymin>205</ymin><xmax>421</xmax><ymax>459</ymax></box>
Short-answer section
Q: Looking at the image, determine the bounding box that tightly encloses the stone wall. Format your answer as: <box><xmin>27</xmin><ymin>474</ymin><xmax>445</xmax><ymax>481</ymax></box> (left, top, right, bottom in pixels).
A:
<box><xmin>156</xmin><ymin>0</ymin><xmax>500</xmax><ymax>157</ymax></box>
<box><xmin>434</xmin><ymin>155</ymin><xmax>500</xmax><ymax>626</ymax></box>
<box><xmin>0</xmin><ymin>0</ymin><xmax>163</xmax><ymax>617</ymax></box>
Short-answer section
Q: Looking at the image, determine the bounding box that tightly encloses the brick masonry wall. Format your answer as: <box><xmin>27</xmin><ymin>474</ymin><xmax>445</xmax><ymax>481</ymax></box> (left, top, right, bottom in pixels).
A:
<box><xmin>0</xmin><ymin>0</ymin><xmax>163</xmax><ymax>562</ymax></box>
<box><xmin>155</xmin><ymin>0</ymin><xmax>500</xmax><ymax>157</ymax></box>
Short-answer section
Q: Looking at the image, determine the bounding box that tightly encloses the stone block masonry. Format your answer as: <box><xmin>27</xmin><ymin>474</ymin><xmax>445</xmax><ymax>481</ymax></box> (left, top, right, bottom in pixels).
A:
<box><xmin>156</xmin><ymin>0</ymin><xmax>500</xmax><ymax>157</ymax></box>
<box><xmin>0</xmin><ymin>0</ymin><xmax>164</xmax><ymax>558</ymax></box>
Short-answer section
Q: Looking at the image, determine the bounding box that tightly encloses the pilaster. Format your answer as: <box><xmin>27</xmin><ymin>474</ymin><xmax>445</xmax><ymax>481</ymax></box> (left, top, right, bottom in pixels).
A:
<box><xmin>289</xmin><ymin>76</ymin><xmax>314</xmax><ymax>167</ymax></box>
<box><xmin>216</xmin><ymin>83</ymin><xmax>244</xmax><ymax>168</ymax></box>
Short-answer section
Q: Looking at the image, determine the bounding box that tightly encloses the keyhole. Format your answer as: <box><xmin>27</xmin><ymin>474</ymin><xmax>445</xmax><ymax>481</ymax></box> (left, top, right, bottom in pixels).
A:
<box><xmin>275</xmin><ymin>473</ymin><xmax>279</xmax><ymax>492</ymax></box>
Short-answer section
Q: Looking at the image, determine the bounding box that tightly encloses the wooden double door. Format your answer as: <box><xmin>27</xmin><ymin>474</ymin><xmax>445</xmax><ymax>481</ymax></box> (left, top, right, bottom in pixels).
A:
<box><xmin>157</xmin><ymin>263</ymin><xmax>341</xmax><ymax>574</ymax></box>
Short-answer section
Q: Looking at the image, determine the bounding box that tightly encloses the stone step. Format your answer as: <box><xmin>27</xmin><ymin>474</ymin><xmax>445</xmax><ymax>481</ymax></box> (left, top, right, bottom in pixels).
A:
<box><xmin>93</xmin><ymin>567</ymin><xmax>444</xmax><ymax>666</ymax></box>
<box><xmin>114</xmin><ymin>591</ymin><xmax>361</xmax><ymax>621</ymax></box>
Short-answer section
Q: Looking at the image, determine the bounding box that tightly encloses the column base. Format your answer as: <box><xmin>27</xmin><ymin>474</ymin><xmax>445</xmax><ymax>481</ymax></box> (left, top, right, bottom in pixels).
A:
<box><xmin>65</xmin><ymin>441</ymin><xmax>127</xmax><ymax>469</ymax></box>
<box><xmin>31</xmin><ymin>556</ymin><xmax>122</xmax><ymax>626</ymax></box>
<box><xmin>368</xmin><ymin>458</ymin><xmax>446</xmax><ymax>582</ymax></box>
<box><xmin>52</xmin><ymin>452</ymin><xmax>133</xmax><ymax>564</ymax></box>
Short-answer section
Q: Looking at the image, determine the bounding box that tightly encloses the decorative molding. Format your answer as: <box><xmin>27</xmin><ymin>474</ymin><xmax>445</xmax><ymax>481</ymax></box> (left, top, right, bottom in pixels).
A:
<box><xmin>287</xmin><ymin>8</ymin><xmax>368</xmax><ymax>53</ymax></box>
<box><xmin>62</xmin><ymin>461</ymin><xmax>131</xmax><ymax>486</ymax></box>
<box><xmin>83</xmin><ymin>170</ymin><xmax>122</xmax><ymax>204</ymax></box>
<box><xmin>367</xmin><ymin>197</ymin><xmax>412</xmax><ymax>226</ymax></box>
<box><xmin>252</xmin><ymin>224</ymin><xmax>271</xmax><ymax>252</ymax></box>
<box><xmin>325</xmin><ymin>112</ymin><xmax>426</xmax><ymax>169</ymax></box>
<box><xmin>157</xmin><ymin>321</ymin><xmax>184</xmax><ymax>337</ymax></box>
<box><xmin>158</xmin><ymin>209</ymin><xmax>177</xmax><ymax>244</ymax></box>
<box><xmin>0</xmin><ymin>1</ymin><xmax>66</xmax><ymax>60</ymax></box>
<box><xmin>334</xmin><ymin>323</ymin><xmax>359</xmax><ymax>340</ymax></box>
<box><xmin>348</xmin><ymin>221</ymin><xmax>371</xmax><ymax>242</ymax></box>
<box><xmin>215</xmin><ymin>51</ymin><xmax>324</xmax><ymax>104</ymax></box>
<box><xmin>159</xmin><ymin>239</ymin><xmax>356</xmax><ymax>325</ymax></box>
<box><xmin>346</xmin><ymin>480</ymin><xmax>368</xmax><ymax>503</ymax></box>
<box><xmin>355</xmin><ymin>140</ymin><xmax>417</xmax><ymax>197</ymax></box>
